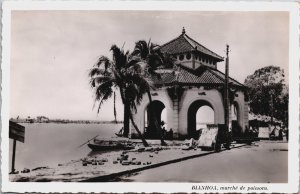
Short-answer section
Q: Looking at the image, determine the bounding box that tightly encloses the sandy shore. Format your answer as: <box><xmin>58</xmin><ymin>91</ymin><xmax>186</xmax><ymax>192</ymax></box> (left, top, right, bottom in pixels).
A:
<box><xmin>9</xmin><ymin>139</ymin><xmax>240</xmax><ymax>182</ymax></box>
<box><xmin>9</xmin><ymin>140</ymin><xmax>287</xmax><ymax>182</ymax></box>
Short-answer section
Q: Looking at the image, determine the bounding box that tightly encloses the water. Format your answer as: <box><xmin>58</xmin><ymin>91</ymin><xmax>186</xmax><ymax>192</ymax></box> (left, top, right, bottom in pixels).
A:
<box><xmin>9</xmin><ymin>123</ymin><xmax>122</xmax><ymax>171</ymax></box>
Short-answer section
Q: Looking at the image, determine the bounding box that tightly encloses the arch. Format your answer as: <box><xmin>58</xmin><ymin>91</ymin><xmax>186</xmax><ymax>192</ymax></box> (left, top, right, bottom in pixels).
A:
<box><xmin>231</xmin><ymin>101</ymin><xmax>242</xmax><ymax>136</ymax></box>
<box><xmin>186</xmin><ymin>53</ymin><xmax>191</xmax><ymax>60</ymax></box>
<box><xmin>145</xmin><ymin>100</ymin><xmax>166</xmax><ymax>128</ymax></box>
<box><xmin>187</xmin><ymin>100</ymin><xmax>215</xmax><ymax>138</ymax></box>
<box><xmin>232</xmin><ymin>92</ymin><xmax>247</xmax><ymax>133</ymax></box>
<box><xmin>132</xmin><ymin>90</ymin><xmax>173</xmax><ymax>137</ymax></box>
<box><xmin>144</xmin><ymin>100</ymin><xmax>170</xmax><ymax>139</ymax></box>
<box><xmin>179</xmin><ymin>54</ymin><xmax>184</xmax><ymax>61</ymax></box>
<box><xmin>231</xmin><ymin>102</ymin><xmax>239</xmax><ymax>121</ymax></box>
<box><xmin>178</xmin><ymin>89</ymin><xmax>225</xmax><ymax>136</ymax></box>
<box><xmin>194</xmin><ymin>54</ymin><xmax>198</xmax><ymax>60</ymax></box>
<box><xmin>196</xmin><ymin>105</ymin><xmax>214</xmax><ymax>129</ymax></box>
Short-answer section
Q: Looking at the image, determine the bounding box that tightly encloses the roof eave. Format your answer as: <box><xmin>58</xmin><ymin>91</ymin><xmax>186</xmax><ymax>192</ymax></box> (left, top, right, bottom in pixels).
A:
<box><xmin>153</xmin><ymin>82</ymin><xmax>246</xmax><ymax>89</ymax></box>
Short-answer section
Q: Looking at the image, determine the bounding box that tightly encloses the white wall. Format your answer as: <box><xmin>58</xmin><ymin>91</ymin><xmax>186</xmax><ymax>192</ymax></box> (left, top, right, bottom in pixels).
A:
<box><xmin>178</xmin><ymin>88</ymin><xmax>225</xmax><ymax>136</ymax></box>
<box><xmin>130</xmin><ymin>89</ymin><xmax>173</xmax><ymax>136</ymax></box>
<box><xmin>175</xmin><ymin>53</ymin><xmax>216</xmax><ymax>69</ymax></box>
<box><xmin>131</xmin><ymin>87</ymin><xmax>249</xmax><ymax>137</ymax></box>
<box><xmin>230</xmin><ymin>91</ymin><xmax>249</xmax><ymax>132</ymax></box>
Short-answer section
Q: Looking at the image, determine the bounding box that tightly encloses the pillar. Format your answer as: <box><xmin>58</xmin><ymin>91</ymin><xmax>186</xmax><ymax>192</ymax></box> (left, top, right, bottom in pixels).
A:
<box><xmin>172</xmin><ymin>97</ymin><xmax>180</xmax><ymax>139</ymax></box>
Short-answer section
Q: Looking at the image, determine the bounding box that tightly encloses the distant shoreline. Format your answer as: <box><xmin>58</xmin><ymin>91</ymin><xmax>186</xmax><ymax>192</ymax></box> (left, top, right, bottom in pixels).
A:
<box><xmin>9</xmin><ymin>119</ymin><xmax>123</xmax><ymax>124</ymax></box>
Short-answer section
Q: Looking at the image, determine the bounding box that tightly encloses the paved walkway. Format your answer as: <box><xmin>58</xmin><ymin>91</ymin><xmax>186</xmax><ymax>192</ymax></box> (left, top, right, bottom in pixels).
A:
<box><xmin>115</xmin><ymin>141</ymin><xmax>288</xmax><ymax>183</ymax></box>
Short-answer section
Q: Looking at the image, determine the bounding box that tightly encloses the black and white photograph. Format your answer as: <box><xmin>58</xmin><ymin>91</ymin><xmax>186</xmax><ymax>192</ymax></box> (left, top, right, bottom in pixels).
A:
<box><xmin>1</xmin><ymin>1</ymin><xmax>299</xmax><ymax>193</ymax></box>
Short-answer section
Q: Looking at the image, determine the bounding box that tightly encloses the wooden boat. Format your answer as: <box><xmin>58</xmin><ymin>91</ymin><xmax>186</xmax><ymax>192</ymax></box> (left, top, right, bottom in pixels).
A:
<box><xmin>115</xmin><ymin>127</ymin><xmax>124</xmax><ymax>137</ymax></box>
<box><xmin>115</xmin><ymin>133</ymin><xmax>123</xmax><ymax>137</ymax></box>
<box><xmin>87</xmin><ymin>142</ymin><xmax>135</xmax><ymax>151</ymax></box>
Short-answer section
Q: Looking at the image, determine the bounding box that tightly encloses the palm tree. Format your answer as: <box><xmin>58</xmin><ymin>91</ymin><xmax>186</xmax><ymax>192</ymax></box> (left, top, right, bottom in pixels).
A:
<box><xmin>131</xmin><ymin>40</ymin><xmax>176</xmax><ymax>145</ymax></box>
<box><xmin>132</xmin><ymin>40</ymin><xmax>175</xmax><ymax>73</ymax></box>
<box><xmin>89</xmin><ymin>45</ymin><xmax>149</xmax><ymax>147</ymax></box>
<box><xmin>113</xmin><ymin>91</ymin><xmax>117</xmax><ymax>123</ymax></box>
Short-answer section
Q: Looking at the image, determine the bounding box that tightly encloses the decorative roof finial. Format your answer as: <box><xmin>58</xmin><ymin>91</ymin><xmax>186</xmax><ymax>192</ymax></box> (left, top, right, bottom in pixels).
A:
<box><xmin>182</xmin><ymin>27</ymin><xmax>185</xmax><ymax>34</ymax></box>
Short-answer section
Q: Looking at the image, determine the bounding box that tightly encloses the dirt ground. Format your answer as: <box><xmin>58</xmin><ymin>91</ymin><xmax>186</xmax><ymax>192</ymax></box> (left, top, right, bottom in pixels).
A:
<box><xmin>116</xmin><ymin>141</ymin><xmax>288</xmax><ymax>183</ymax></box>
<box><xmin>9</xmin><ymin>140</ymin><xmax>215</xmax><ymax>182</ymax></box>
<box><xmin>9</xmin><ymin>140</ymin><xmax>287</xmax><ymax>183</ymax></box>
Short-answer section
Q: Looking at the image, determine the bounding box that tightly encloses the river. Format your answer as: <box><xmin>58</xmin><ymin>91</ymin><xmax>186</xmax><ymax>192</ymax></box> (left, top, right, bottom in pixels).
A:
<box><xmin>9</xmin><ymin>123</ymin><xmax>122</xmax><ymax>170</ymax></box>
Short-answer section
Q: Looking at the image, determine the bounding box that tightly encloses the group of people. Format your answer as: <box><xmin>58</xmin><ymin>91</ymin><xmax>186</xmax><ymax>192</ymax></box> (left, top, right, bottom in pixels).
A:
<box><xmin>161</xmin><ymin>126</ymin><xmax>173</xmax><ymax>140</ymax></box>
<box><xmin>248</xmin><ymin>124</ymin><xmax>289</xmax><ymax>141</ymax></box>
<box><xmin>144</xmin><ymin>120</ymin><xmax>173</xmax><ymax>140</ymax></box>
<box><xmin>269</xmin><ymin>125</ymin><xmax>289</xmax><ymax>141</ymax></box>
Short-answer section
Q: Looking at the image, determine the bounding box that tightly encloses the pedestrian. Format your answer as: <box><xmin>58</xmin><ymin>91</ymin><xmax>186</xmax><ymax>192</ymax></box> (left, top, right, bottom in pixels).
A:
<box><xmin>285</xmin><ymin>127</ymin><xmax>289</xmax><ymax>142</ymax></box>
<box><xmin>278</xmin><ymin>128</ymin><xmax>283</xmax><ymax>140</ymax></box>
<box><xmin>169</xmin><ymin>128</ymin><xmax>173</xmax><ymax>140</ymax></box>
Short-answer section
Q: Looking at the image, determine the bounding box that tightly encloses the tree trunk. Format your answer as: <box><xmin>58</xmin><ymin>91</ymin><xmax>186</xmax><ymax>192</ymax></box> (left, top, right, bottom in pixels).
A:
<box><xmin>147</xmin><ymin>91</ymin><xmax>167</xmax><ymax>146</ymax></box>
<box><xmin>128</xmin><ymin>109</ymin><xmax>149</xmax><ymax>147</ymax></box>
<box><xmin>123</xmin><ymin>102</ymin><xmax>130</xmax><ymax>137</ymax></box>
<box><xmin>113</xmin><ymin>92</ymin><xmax>117</xmax><ymax>123</ymax></box>
<box><xmin>118</xmin><ymin>88</ymin><xmax>130</xmax><ymax>137</ymax></box>
<box><xmin>270</xmin><ymin>92</ymin><xmax>274</xmax><ymax>126</ymax></box>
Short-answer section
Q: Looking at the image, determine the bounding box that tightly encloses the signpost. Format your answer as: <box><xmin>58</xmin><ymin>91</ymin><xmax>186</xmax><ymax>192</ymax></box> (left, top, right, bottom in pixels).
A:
<box><xmin>9</xmin><ymin>121</ymin><xmax>25</xmax><ymax>173</ymax></box>
<box><xmin>224</xmin><ymin>45</ymin><xmax>230</xmax><ymax>131</ymax></box>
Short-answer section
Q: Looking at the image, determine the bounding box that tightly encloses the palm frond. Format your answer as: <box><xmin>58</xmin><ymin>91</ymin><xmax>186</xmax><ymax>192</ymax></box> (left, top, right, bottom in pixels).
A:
<box><xmin>97</xmin><ymin>85</ymin><xmax>113</xmax><ymax>114</ymax></box>
<box><xmin>89</xmin><ymin>67</ymin><xmax>112</xmax><ymax>78</ymax></box>
<box><xmin>147</xmin><ymin>38</ymin><xmax>151</xmax><ymax>49</ymax></box>
<box><xmin>162</xmin><ymin>52</ymin><xmax>176</xmax><ymax>69</ymax></box>
<box><xmin>126</xmin><ymin>63</ymin><xmax>143</xmax><ymax>75</ymax></box>
<box><xmin>90</xmin><ymin>75</ymin><xmax>114</xmax><ymax>88</ymax></box>
<box><xmin>96</xmin><ymin>56</ymin><xmax>111</xmax><ymax>70</ymax></box>
<box><xmin>132</xmin><ymin>40</ymin><xmax>149</xmax><ymax>60</ymax></box>
<box><xmin>110</xmin><ymin>45</ymin><xmax>121</xmax><ymax>56</ymax></box>
<box><xmin>97</xmin><ymin>93</ymin><xmax>112</xmax><ymax>114</ymax></box>
<box><xmin>95</xmin><ymin>80</ymin><xmax>114</xmax><ymax>101</ymax></box>
<box><xmin>126</xmin><ymin>57</ymin><xmax>141</xmax><ymax>68</ymax></box>
<box><xmin>150</xmin><ymin>42</ymin><xmax>160</xmax><ymax>51</ymax></box>
<box><xmin>125</xmin><ymin>74</ymin><xmax>150</xmax><ymax>106</ymax></box>
<box><xmin>111</xmin><ymin>45</ymin><xmax>127</xmax><ymax>70</ymax></box>
<box><xmin>89</xmin><ymin>68</ymin><xmax>101</xmax><ymax>77</ymax></box>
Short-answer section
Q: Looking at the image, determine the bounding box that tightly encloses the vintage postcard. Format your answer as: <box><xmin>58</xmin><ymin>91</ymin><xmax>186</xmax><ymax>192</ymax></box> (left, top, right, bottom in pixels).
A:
<box><xmin>1</xmin><ymin>1</ymin><xmax>299</xmax><ymax>193</ymax></box>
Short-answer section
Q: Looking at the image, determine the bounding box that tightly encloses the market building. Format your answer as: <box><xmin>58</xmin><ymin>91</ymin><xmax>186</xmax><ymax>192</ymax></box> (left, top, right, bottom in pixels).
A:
<box><xmin>131</xmin><ymin>28</ymin><xmax>249</xmax><ymax>139</ymax></box>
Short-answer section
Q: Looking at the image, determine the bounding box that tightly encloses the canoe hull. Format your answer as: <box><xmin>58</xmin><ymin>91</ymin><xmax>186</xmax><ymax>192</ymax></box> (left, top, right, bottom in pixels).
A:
<box><xmin>87</xmin><ymin>143</ymin><xmax>134</xmax><ymax>151</ymax></box>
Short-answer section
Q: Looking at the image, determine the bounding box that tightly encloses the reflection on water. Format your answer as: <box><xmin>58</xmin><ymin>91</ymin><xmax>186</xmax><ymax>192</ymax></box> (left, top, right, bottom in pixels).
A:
<box><xmin>9</xmin><ymin>123</ymin><xmax>122</xmax><ymax>170</ymax></box>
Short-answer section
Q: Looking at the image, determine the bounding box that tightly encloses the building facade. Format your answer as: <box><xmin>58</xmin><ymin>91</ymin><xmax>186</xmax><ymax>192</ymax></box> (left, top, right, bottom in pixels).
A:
<box><xmin>130</xmin><ymin>29</ymin><xmax>249</xmax><ymax>139</ymax></box>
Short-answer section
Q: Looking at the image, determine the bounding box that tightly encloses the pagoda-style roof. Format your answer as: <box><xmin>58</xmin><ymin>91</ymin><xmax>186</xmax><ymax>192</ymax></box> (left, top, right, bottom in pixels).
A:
<box><xmin>151</xmin><ymin>64</ymin><xmax>244</xmax><ymax>88</ymax></box>
<box><xmin>159</xmin><ymin>28</ymin><xmax>224</xmax><ymax>61</ymax></box>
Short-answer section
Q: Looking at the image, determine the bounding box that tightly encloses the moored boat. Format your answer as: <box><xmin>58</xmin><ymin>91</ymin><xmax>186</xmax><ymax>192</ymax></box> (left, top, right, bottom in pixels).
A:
<box><xmin>87</xmin><ymin>140</ymin><xmax>135</xmax><ymax>151</ymax></box>
<box><xmin>115</xmin><ymin>127</ymin><xmax>124</xmax><ymax>137</ymax></box>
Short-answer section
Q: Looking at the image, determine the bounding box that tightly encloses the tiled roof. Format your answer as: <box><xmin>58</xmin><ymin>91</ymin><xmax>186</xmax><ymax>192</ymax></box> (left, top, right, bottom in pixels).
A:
<box><xmin>151</xmin><ymin>65</ymin><xmax>244</xmax><ymax>87</ymax></box>
<box><xmin>208</xmin><ymin>68</ymin><xmax>244</xmax><ymax>87</ymax></box>
<box><xmin>159</xmin><ymin>32</ymin><xmax>224</xmax><ymax>61</ymax></box>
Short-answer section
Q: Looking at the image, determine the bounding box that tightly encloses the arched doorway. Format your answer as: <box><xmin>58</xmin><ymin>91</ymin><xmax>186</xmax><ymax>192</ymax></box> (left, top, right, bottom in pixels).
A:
<box><xmin>188</xmin><ymin>100</ymin><xmax>215</xmax><ymax>139</ymax></box>
<box><xmin>231</xmin><ymin>102</ymin><xmax>242</xmax><ymax>137</ymax></box>
<box><xmin>144</xmin><ymin>100</ymin><xmax>167</xmax><ymax>139</ymax></box>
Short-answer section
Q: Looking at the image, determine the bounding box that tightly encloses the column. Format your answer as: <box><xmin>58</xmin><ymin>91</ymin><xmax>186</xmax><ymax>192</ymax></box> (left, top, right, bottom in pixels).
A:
<box><xmin>243</xmin><ymin>101</ymin><xmax>249</xmax><ymax>132</ymax></box>
<box><xmin>172</xmin><ymin>98</ymin><xmax>180</xmax><ymax>139</ymax></box>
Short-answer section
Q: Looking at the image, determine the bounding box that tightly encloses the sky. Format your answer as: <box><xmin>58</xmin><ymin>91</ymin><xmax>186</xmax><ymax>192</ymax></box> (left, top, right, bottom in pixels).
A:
<box><xmin>10</xmin><ymin>11</ymin><xmax>289</xmax><ymax>121</ymax></box>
